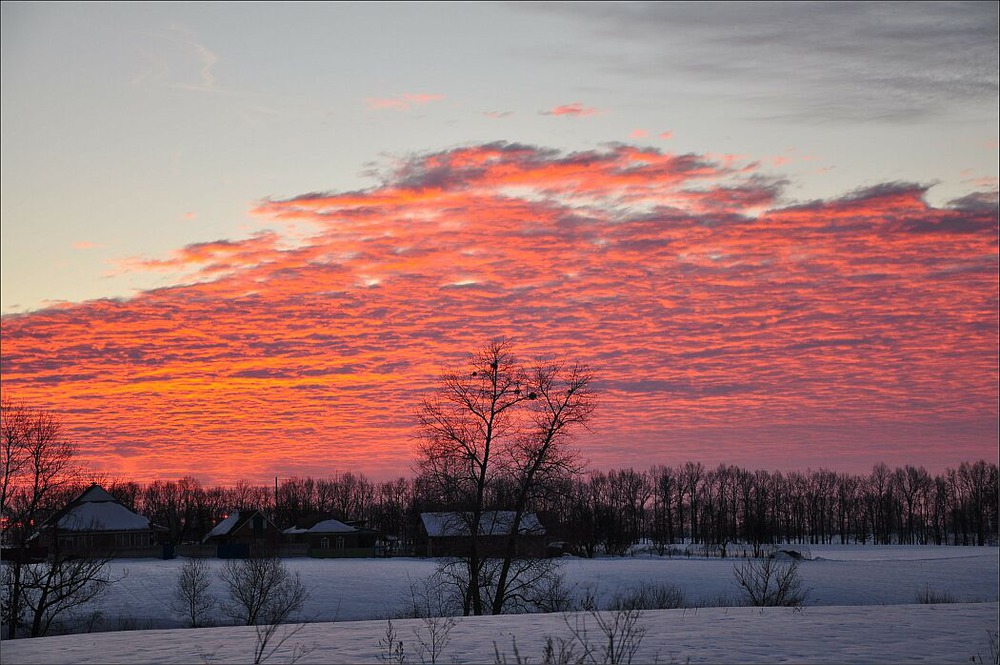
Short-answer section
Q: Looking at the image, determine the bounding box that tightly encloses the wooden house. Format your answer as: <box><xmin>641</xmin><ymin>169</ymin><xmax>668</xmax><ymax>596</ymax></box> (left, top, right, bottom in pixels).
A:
<box><xmin>418</xmin><ymin>511</ymin><xmax>546</xmax><ymax>558</ymax></box>
<box><xmin>202</xmin><ymin>509</ymin><xmax>283</xmax><ymax>558</ymax></box>
<box><xmin>283</xmin><ymin>516</ymin><xmax>378</xmax><ymax>558</ymax></box>
<box><xmin>32</xmin><ymin>484</ymin><xmax>165</xmax><ymax>558</ymax></box>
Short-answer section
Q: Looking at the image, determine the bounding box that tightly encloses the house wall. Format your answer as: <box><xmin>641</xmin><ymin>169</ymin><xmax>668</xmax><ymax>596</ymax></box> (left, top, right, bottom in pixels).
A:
<box><xmin>179</xmin><ymin>543</ymin><xmax>307</xmax><ymax>558</ymax></box>
<box><xmin>425</xmin><ymin>534</ymin><xmax>546</xmax><ymax>558</ymax></box>
<box><xmin>42</xmin><ymin>529</ymin><xmax>161</xmax><ymax>558</ymax></box>
<box><xmin>305</xmin><ymin>532</ymin><xmax>376</xmax><ymax>558</ymax></box>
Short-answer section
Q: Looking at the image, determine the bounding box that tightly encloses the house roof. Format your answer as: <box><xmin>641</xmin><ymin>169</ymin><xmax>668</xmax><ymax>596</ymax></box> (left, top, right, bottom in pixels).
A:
<box><xmin>283</xmin><ymin>518</ymin><xmax>357</xmax><ymax>536</ymax></box>
<box><xmin>46</xmin><ymin>484</ymin><xmax>151</xmax><ymax>532</ymax></box>
<box><xmin>203</xmin><ymin>512</ymin><xmax>241</xmax><ymax>542</ymax></box>
<box><xmin>420</xmin><ymin>511</ymin><xmax>545</xmax><ymax>538</ymax></box>
<box><xmin>77</xmin><ymin>485</ymin><xmax>118</xmax><ymax>503</ymax></box>
<box><xmin>55</xmin><ymin>501</ymin><xmax>151</xmax><ymax>532</ymax></box>
<box><xmin>202</xmin><ymin>510</ymin><xmax>278</xmax><ymax>543</ymax></box>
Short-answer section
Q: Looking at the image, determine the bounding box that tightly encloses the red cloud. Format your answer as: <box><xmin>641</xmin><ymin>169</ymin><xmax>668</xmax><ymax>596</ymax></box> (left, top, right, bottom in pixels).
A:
<box><xmin>3</xmin><ymin>144</ymin><xmax>996</xmax><ymax>485</ymax></box>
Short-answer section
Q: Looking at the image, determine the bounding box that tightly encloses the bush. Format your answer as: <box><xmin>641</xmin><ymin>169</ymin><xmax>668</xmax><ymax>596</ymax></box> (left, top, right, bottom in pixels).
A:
<box><xmin>732</xmin><ymin>556</ymin><xmax>808</xmax><ymax>607</ymax></box>
<box><xmin>172</xmin><ymin>557</ymin><xmax>215</xmax><ymax>627</ymax></box>
<box><xmin>609</xmin><ymin>582</ymin><xmax>686</xmax><ymax>611</ymax></box>
<box><xmin>219</xmin><ymin>555</ymin><xmax>307</xmax><ymax>626</ymax></box>
<box><xmin>915</xmin><ymin>585</ymin><xmax>959</xmax><ymax>604</ymax></box>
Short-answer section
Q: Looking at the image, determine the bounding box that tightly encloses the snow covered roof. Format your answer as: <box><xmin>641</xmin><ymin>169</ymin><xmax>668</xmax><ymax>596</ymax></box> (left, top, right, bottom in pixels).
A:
<box><xmin>202</xmin><ymin>512</ymin><xmax>241</xmax><ymax>543</ymax></box>
<box><xmin>47</xmin><ymin>484</ymin><xmax>151</xmax><ymax>532</ymax></box>
<box><xmin>420</xmin><ymin>511</ymin><xmax>545</xmax><ymax>538</ymax></box>
<box><xmin>283</xmin><ymin>518</ymin><xmax>357</xmax><ymax>536</ymax></box>
<box><xmin>56</xmin><ymin>500</ymin><xmax>150</xmax><ymax>532</ymax></box>
<box><xmin>202</xmin><ymin>510</ymin><xmax>278</xmax><ymax>543</ymax></box>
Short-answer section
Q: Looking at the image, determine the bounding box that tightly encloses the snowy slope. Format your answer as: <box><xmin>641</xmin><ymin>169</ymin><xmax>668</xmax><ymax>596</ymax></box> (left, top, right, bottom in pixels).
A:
<box><xmin>3</xmin><ymin>603</ymin><xmax>997</xmax><ymax>664</ymax></box>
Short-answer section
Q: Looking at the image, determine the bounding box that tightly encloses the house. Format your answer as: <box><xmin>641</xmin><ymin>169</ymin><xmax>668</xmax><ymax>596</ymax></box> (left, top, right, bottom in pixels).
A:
<box><xmin>32</xmin><ymin>484</ymin><xmax>166</xmax><ymax>558</ymax></box>
<box><xmin>418</xmin><ymin>511</ymin><xmax>546</xmax><ymax>558</ymax></box>
<box><xmin>202</xmin><ymin>509</ymin><xmax>283</xmax><ymax>558</ymax></box>
<box><xmin>283</xmin><ymin>516</ymin><xmax>378</xmax><ymax>558</ymax></box>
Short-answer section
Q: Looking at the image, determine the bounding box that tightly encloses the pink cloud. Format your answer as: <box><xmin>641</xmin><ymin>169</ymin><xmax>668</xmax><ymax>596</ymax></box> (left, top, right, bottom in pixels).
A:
<box><xmin>630</xmin><ymin>129</ymin><xmax>649</xmax><ymax>139</ymax></box>
<box><xmin>364</xmin><ymin>93</ymin><xmax>446</xmax><ymax>111</ymax></box>
<box><xmin>72</xmin><ymin>241</ymin><xmax>102</xmax><ymax>250</ymax></box>
<box><xmin>658</xmin><ymin>131</ymin><xmax>674</xmax><ymax>140</ymax></box>
<box><xmin>542</xmin><ymin>103</ymin><xmax>599</xmax><ymax>117</ymax></box>
<box><xmin>4</xmin><ymin>143</ymin><xmax>996</xmax><ymax>486</ymax></box>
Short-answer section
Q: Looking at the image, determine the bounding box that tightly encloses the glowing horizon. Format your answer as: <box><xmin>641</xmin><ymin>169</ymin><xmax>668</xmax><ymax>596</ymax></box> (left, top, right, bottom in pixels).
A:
<box><xmin>2</xmin><ymin>143</ymin><xmax>996</xmax><ymax>486</ymax></box>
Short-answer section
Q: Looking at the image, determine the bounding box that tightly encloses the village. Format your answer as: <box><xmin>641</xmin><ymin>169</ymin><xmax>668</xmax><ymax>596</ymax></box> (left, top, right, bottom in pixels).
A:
<box><xmin>6</xmin><ymin>483</ymin><xmax>553</xmax><ymax>563</ymax></box>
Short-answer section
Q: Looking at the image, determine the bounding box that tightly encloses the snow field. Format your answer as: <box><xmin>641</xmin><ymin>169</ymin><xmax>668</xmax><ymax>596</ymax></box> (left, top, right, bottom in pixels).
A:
<box><xmin>1</xmin><ymin>544</ymin><xmax>997</xmax><ymax>663</ymax></box>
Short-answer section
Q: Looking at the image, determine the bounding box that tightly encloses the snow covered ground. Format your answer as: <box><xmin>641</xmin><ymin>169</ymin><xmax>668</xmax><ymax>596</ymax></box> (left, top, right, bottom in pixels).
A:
<box><xmin>2</xmin><ymin>544</ymin><xmax>998</xmax><ymax>664</ymax></box>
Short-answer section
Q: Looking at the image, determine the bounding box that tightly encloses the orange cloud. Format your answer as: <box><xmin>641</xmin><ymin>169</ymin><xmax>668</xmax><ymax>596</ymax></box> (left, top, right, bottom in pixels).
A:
<box><xmin>3</xmin><ymin>144</ymin><xmax>996</xmax><ymax>486</ymax></box>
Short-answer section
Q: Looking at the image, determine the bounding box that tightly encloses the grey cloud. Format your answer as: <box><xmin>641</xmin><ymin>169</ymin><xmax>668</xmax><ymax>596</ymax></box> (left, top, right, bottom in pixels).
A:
<box><xmin>603</xmin><ymin>378</ymin><xmax>757</xmax><ymax>397</ymax></box>
<box><xmin>520</xmin><ymin>1</ymin><xmax>998</xmax><ymax>123</ymax></box>
<box><xmin>946</xmin><ymin>191</ymin><xmax>999</xmax><ymax>212</ymax></box>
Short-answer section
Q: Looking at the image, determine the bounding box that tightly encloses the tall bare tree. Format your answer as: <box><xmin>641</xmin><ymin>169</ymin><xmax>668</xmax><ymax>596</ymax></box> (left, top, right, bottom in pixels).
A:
<box><xmin>415</xmin><ymin>339</ymin><xmax>596</xmax><ymax>615</ymax></box>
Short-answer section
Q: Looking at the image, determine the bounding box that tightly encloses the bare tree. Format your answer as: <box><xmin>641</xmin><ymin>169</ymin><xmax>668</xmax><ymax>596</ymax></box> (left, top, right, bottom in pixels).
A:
<box><xmin>559</xmin><ymin>608</ymin><xmax>647</xmax><ymax>665</ymax></box>
<box><xmin>17</xmin><ymin>547</ymin><xmax>118</xmax><ymax>637</ymax></box>
<box><xmin>219</xmin><ymin>554</ymin><xmax>307</xmax><ymax>626</ymax></box>
<box><xmin>218</xmin><ymin>554</ymin><xmax>311</xmax><ymax>664</ymax></box>
<box><xmin>252</xmin><ymin>621</ymin><xmax>313</xmax><ymax>665</ymax></box>
<box><xmin>0</xmin><ymin>398</ymin><xmax>77</xmax><ymax>639</ymax></box>
<box><xmin>415</xmin><ymin>339</ymin><xmax>596</xmax><ymax>616</ymax></box>
<box><xmin>413</xmin><ymin>614</ymin><xmax>456</xmax><ymax>665</ymax></box>
<box><xmin>172</xmin><ymin>556</ymin><xmax>216</xmax><ymax>627</ymax></box>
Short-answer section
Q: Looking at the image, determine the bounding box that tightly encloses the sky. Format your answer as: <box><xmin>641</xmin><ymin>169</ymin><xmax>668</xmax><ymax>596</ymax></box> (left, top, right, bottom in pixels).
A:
<box><xmin>1</xmin><ymin>1</ymin><xmax>997</xmax><ymax>486</ymax></box>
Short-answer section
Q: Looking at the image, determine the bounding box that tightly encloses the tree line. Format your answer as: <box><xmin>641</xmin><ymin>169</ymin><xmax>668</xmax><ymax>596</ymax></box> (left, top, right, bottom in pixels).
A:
<box><xmin>77</xmin><ymin>458</ymin><xmax>996</xmax><ymax>555</ymax></box>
